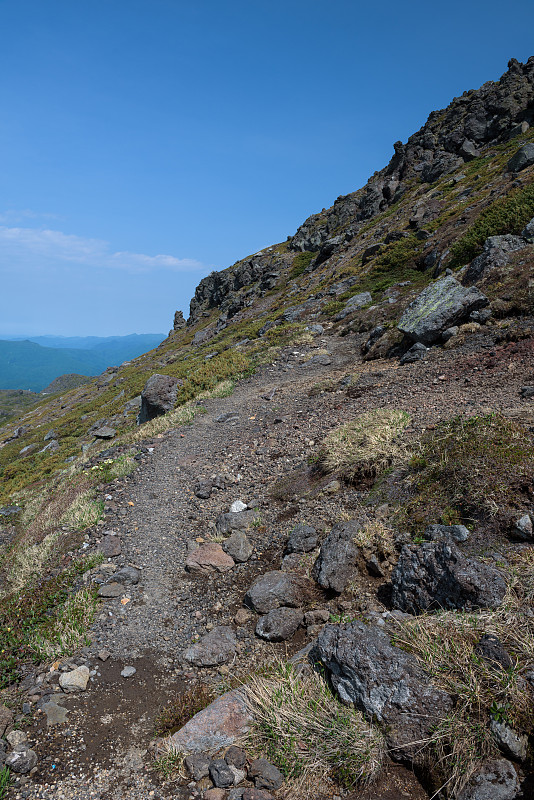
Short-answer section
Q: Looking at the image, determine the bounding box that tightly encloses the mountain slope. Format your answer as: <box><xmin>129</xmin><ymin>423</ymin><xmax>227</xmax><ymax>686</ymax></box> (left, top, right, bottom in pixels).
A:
<box><xmin>0</xmin><ymin>57</ymin><xmax>534</xmax><ymax>800</ymax></box>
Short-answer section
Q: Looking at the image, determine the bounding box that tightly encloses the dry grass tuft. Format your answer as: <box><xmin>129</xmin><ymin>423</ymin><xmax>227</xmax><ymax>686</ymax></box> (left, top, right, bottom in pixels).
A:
<box><xmin>389</xmin><ymin>566</ymin><xmax>534</xmax><ymax>796</ymax></box>
<box><xmin>245</xmin><ymin>662</ymin><xmax>385</xmax><ymax>797</ymax></box>
<box><xmin>319</xmin><ymin>408</ymin><xmax>410</xmax><ymax>482</ymax></box>
<box><xmin>353</xmin><ymin>518</ymin><xmax>395</xmax><ymax>560</ymax></box>
<box><xmin>154</xmin><ymin>683</ymin><xmax>214</xmax><ymax>738</ymax></box>
<box><xmin>30</xmin><ymin>587</ymin><xmax>99</xmax><ymax>659</ymax></box>
<box><xmin>125</xmin><ymin>401</ymin><xmax>197</xmax><ymax>442</ymax></box>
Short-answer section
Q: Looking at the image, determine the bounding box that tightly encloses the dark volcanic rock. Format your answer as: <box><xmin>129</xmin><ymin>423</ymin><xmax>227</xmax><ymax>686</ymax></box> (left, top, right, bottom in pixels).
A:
<box><xmin>464</xmin><ymin>235</ymin><xmax>526</xmax><ymax>284</ymax></box>
<box><xmin>255</xmin><ymin>607</ymin><xmax>303</xmax><ymax>641</ymax></box>
<box><xmin>474</xmin><ymin>634</ymin><xmax>513</xmax><ymax>671</ymax></box>
<box><xmin>507</xmin><ymin>142</ymin><xmax>534</xmax><ymax>172</ymax></box>
<box><xmin>391</xmin><ymin>541</ymin><xmax>506</xmax><ymax>614</ymax></box>
<box><xmin>312</xmin><ymin>520</ymin><xmax>360</xmax><ymax>593</ymax></box>
<box><xmin>138</xmin><ymin>374</ymin><xmax>180</xmax><ymax>424</ymax></box>
<box><xmin>315</xmin><ymin>622</ymin><xmax>453</xmax><ymax>761</ymax></box>
<box><xmin>245</xmin><ymin>571</ymin><xmax>310</xmax><ymax>614</ymax></box>
<box><xmin>285</xmin><ymin>523</ymin><xmax>318</xmax><ymax>554</ymax></box>
<box><xmin>183</xmin><ymin>627</ymin><xmax>237</xmax><ymax>667</ymax></box>
<box><xmin>248</xmin><ymin>758</ymin><xmax>284</xmax><ymax>791</ymax></box>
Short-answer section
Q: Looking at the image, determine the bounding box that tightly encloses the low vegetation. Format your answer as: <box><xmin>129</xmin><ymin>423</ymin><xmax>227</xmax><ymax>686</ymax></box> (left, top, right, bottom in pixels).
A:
<box><xmin>246</xmin><ymin>662</ymin><xmax>385</xmax><ymax>797</ymax></box>
<box><xmin>407</xmin><ymin>413</ymin><xmax>534</xmax><ymax>528</ymax></box>
<box><xmin>154</xmin><ymin>683</ymin><xmax>214</xmax><ymax>738</ymax></box>
<box><xmin>318</xmin><ymin>408</ymin><xmax>410</xmax><ymax>483</ymax></box>
<box><xmin>449</xmin><ymin>180</ymin><xmax>534</xmax><ymax>268</ymax></box>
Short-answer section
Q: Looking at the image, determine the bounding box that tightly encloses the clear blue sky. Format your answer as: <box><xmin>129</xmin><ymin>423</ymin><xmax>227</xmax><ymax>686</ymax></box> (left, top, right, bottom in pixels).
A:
<box><xmin>1</xmin><ymin>0</ymin><xmax>533</xmax><ymax>335</ymax></box>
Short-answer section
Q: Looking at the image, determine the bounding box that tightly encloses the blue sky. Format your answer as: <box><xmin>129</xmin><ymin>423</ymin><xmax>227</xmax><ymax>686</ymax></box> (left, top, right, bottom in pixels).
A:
<box><xmin>1</xmin><ymin>0</ymin><xmax>533</xmax><ymax>336</ymax></box>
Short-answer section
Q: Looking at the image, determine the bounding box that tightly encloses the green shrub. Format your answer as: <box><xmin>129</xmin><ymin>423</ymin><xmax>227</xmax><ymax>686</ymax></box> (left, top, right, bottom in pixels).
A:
<box><xmin>449</xmin><ymin>180</ymin><xmax>534</xmax><ymax>267</ymax></box>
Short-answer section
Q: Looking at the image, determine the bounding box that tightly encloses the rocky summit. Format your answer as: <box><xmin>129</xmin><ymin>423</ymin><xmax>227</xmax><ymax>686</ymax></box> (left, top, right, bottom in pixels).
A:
<box><xmin>1</xmin><ymin>57</ymin><xmax>534</xmax><ymax>800</ymax></box>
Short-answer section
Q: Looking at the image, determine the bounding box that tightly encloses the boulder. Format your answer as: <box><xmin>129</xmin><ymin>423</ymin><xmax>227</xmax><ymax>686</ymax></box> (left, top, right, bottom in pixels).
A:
<box><xmin>521</xmin><ymin>216</ymin><xmax>534</xmax><ymax>242</ymax></box>
<box><xmin>93</xmin><ymin>426</ymin><xmax>116</xmax><ymax>439</ymax></box>
<box><xmin>255</xmin><ymin>607</ymin><xmax>303</xmax><ymax>641</ymax></box>
<box><xmin>138</xmin><ymin>374</ymin><xmax>180</xmax><ymax>424</ymax></box>
<box><xmin>398</xmin><ymin>275</ymin><xmax>488</xmax><ymax>345</ymax></box>
<box><xmin>185</xmin><ymin>752</ymin><xmax>210</xmax><ymax>780</ymax></box>
<box><xmin>285</xmin><ymin>523</ymin><xmax>318</xmax><ymax>554</ymax></box>
<box><xmin>315</xmin><ymin>622</ymin><xmax>453</xmax><ymax>761</ymax></box>
<box><xmin>399</xmin><ymin>342</ymin><xmax>427</xmax><ymax>365</ymax></box>
<box><xmin>245</xmin><ymin>571</ymin><xmax>310</xmax><ymax>614</ymax></box>
<box><xmin>5</xmin><ymin>744</ymin><xmax>38</xmax><ymax>774</ymax></box>
<box><xmin>222</xmin><ymin>532</ymin><xmax>253</xmax><ymax>563</ymax></box>
<box><xmin>216</xmin><ymin>511</ymin><xmax>257</xmax><ymax>536</ymax></box>
<box><xmin>59</xmin><ymin>665</ymin><xmax>90</xmax><ymax>692</ymax></box>
<box><xmin>334</xmin><ymin>292</ymin><xmax>372</xmax><ymax>320</ymax></box>
<box><xmin>464</xmin><ymin>235</ymin><xmax>526</xmax><ymax>284</ymax></box>
<box><xmin>391</xmin><ymin>541</ymin><xmax>506</xmax><ymax>614</ymax></box>
<box><xmin>311</xmin><ymin>520</ymin><xmax>360</xmax><ymax>593</ymax></box>
<box><xmin>160</xmin><ymin>689</ymin><xmax>252</xmax><ymax>753</ymax></box>
<box><xmin>423</xmin><ymin>524</ymin><xmax>470</xmax><ymax>543</ymax></box>
<box><xmin>457</xmin><ymin>758</ymin><xmax>519</xmax><ymax>800</ymax></box>
<box><xmin>507</xmin><ymin>142</ymin><xmax>534</xmax><ymax>172</ymax></box>
<box><xmin>185</xmin><ymin>543</ymin><xmax>235</xmax><ymax>573</ymax></box>
<box><xmin>183</xmin><ymin>627</ymin><xmax>237</xmax><ymax>667</ymax></box>
<box><xmin>490</xmin><ymin>720</ymin><xmax>528</xmax><ymax>762</ymax></box>
<box><xmin>248</xmin><ymin>758</ymin><xmax>284</xmax><ymax>791</ymax></box>
<box><xmin>511</xmin><ymin>513</ymin><xmax>533</xmax><ymax>541</ymax></box>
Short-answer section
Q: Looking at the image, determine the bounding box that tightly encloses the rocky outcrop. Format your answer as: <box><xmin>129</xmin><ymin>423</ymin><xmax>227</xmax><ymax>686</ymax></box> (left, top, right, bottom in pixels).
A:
<box><xmin>314</xmin><ymin>622</ymin><xmax>453</xmax><ymax>762</ymax></box>
<box><xmin>391</xmin><ymin>540</ymin><xmax>507</xmax><ymax>613</ymax></box>
<box><xmin>463</xmin><ymin>234</ymin><xmax>528</xmax><ymax>284</ymax></box>
<box><xmin>312</xmin><ymin>520</ymin><xmax>360</xmax><ymax>593</ymax></box>
<box><xmin>398</xmin><ymin>275</ymin><xmax>488</xmax><ymax>345</ymax></box>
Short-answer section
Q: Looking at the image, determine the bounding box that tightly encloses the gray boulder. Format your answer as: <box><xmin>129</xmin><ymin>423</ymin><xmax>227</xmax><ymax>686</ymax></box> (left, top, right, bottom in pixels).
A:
<box><xmin>424</xmin><ymin>524</ymin><xmax>470</xmax><ymax>543</ymax></box>
<box><xmin>507</xmin><ymin>142</ymin><xmax>534</xmax><ymax>172</ymax></box>
<box><xmin>248</xmin><ymin>758</ymin><xmax>284</xmax><ymax>791</ymax></box>
<box><xmin>216</xmin><ymin>510</ymin><xmax>257</xmax><ymax>536</ymax></box>
<box><xmin>457</xmin><ymin>758</ymin><xmax>519</xmax><ymax>800</ymax></box>
<box><xmin>255</xmin><ymin>607</ymin><xmax>303</xmax><ymax>641</ymax></box>
<box><xmin>138</xmin><ymin>374</ymin><xmax>180</xmax><ymax>424</ymax></box>
<box><xmin>5</xmin><ymin>744</ymin><xmax>38</xmax><ymax>774</ymax></box>
<box><xmin>464</xmin><ymin>235</ymin><xmax>526</xmax><ymax>284</ymax></box>
<box><xmin>391</xmin><ymin>541</ymin><xmax>506</xmax><ymax>614</ymax></box>
<box><xmin>490</xmin><ymin>720</ymin><xmax>528</xmax><ymax>762</ymax></box>
<box><xmin>314</xmin><ymin>622</ymin><xmax>453</xmax><ymax>761</ymax></box>
<box><xmin>222</xmin><ymin>531</ymin><xmax>253</xmax><ymax>563</ymax></box>
<box><xmin>398</xmin><ymin>275</ymin><xmax>488</xmax><ymax>345</ymax></box>
<box><xmin>245</xmin><ymin>571</ymin><xmax>310</xmax><ymax>614</ymax></box>
<box><xmin>312</xmin><ymin>520</ymin><xmax>360</xmax><ymax>593</ymax></box>
<box><xmin>399</xmin><ymin>342</ymin><xmax>427</xmax><ymax>365</ymax></box>
<box><xmin>285</xmin><ymin>523</ymin><xmax>318</xmax><ymax>554</ymax></box>
<box><xmin>334</xmin><ymin>291</ymin><xmax>372</xmax><ymax>321</ymax></box>
<box><xmin>521</xmin><ymin>216</ymin><xmax>534</xmax><ymax>242</ymax></box>
<box><xmin>183</xmin><ymin>626</ymin><xmax>236</xmax><ymax>667</ymax></box>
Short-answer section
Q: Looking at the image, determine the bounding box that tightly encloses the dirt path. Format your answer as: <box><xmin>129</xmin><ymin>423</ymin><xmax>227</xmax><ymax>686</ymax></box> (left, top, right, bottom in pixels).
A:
<box><xmin>14</xmin><ymin>330</ymin><xmax>534</xmax><ymax>799</ymax></box>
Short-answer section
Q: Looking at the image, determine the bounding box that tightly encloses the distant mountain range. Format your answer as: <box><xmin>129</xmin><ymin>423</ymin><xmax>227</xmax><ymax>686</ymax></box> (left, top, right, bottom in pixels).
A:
<box><xmin>0</xmin><ymin>334</ymin><xmax>166</xmax><ymax>392</ymax></box>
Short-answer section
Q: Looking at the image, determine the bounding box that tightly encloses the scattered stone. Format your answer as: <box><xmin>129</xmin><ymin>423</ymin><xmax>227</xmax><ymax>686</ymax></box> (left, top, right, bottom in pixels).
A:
<box><xmin>222</xmin><ymin>532</ymin><xmax>253</xmax><ymax>563</ymax></box>
<box><xmin>457</xmin><ymin>758</ymin><xmax>519</xmax><ymax>800</ymax></box>
<box><xmin>490</xmin><ymin>719</ymin><xmax>528</xmax><ymax>761</ymax></box>
<box><xmin>424</xmin><ymin>524</ymin><xmax>470</xmax><ymax>543</ymax></box>
<box><xmin>225</xmin><ymin>746</ymin><xmax>248</xmax><ymax>770</ymax></box>
<box><xmin>230</xmin><ymin>500</ymin><xmax>247</xmax><ymax>513</ymax></box>
<box><xmin>99</xmin><ymin>534</ymin><xmax>122</xmax><ymax>557</ymax></box>
<box><xmin>511</xmin><ymin>514</ymin><xmax>533</xmax><ymax>541</ymax></box>
<box><xmin>195</xmin><ymin>480</ymin><xmax>213</xmax><ymax>499</ymax></box>
<box><xmin>98</xmin><ymin>650</ymin><xmax>111</xmax><ymax>662</ymax></box>
<box><xmin>304</xmin><ymin>353</ymin><xmax>332</xmax><ymax>367</ymax></box>
<box><xmin>121</xmin><ymin>666</ymin><xmax>136</xmax><ymax>678</ymax></box>
<box><xmin>391</xmin><ymin>541</ymin><xmax>506</xmax><ymax>614</ymax></box>
<box><xmin>112</xmin><ymin>565</ymin><xmax>140</xmax><ymax>585</ymax></box>
<box><xmin>41</xmin><ymin>700</ymin><xmax>69</xmax><ymax>726</ymax></box>
<box><xmin>161</xmin><ymin>689</ymin><xmax>252</xmax><ymax>753</ymax></box>
<box><xmin>312</xmin><ymin>520</ymin><xmax>360</xmax><ymax>593</ymax></box>
<box><xmin>245</xmin><ymin>571</ymin><xmax>311</xmax><ymax>614</ymax></box>
<box><xmin>474</xmin><ymin>635</ymin><xmax>513</xmax><ymax>671</ymax></box>
<box><xmin>216</xmin><ymin>511</ymin><xmax>257</xmax><ymax>536</ymax></box>
<box><xmin>183</xmin><ymin>627</ymin><xmax>237</xmax><ymax>667</ymax></box>
<box><xmin>398</xmin><ymin>275</ymin><xmax>488</xmax><ymax>345</ymax></box>
<box><xmin>210</xmin><ymin>758</ymin><xmax>235</xmax><ymax>788</ymax></box>
<box><xmin>204</xmin><ymin>790</ymin><xmax>227</xmax><ymax>800</ymax></box>
<box><xmin>442</xmin><ymin>326</ymin><xmax>459</xmax><ymax>341</ymax></box>
<box><xmin>242</xmin><ymin>790</ymin><xmax>275</xmax><ymax>800</ymax></box>
<box><xmin>315</xmin><ymin>622</ymin><xmax>453</xmax><ymax>761</ymax></box>
<box><xmin>234</xmin><ymin>608</ymin><xmax>252</xmax><ymax>626</ymax></box>
<box><xmin>93</xmin><ymin>426</ymin><xmax>116</xmax><ymax>439</ymax></box>
<box><xmin>366</xmin><ymin>555</ymin><xmax>384</xmax><ymax>577</ymax></box>
<box><xmin>507</xmin><ymin>142</ymin><xmax>534</xmax><ymax>172</ymax></box>
<box><xmin>5</xmin><ymin>744</ymin><xmax>38</xmax><ymax>774</ymax></box>
<box><xmin>185</xmin><ymin>752</ymin><xmax>211</xmax><ymax>781</ymax></box>
<box><xmin>306</xmin><ymin>324</ymin><xmax>324</xmax><ymax>335</ymax></box>
<box><xmin>255</xmin><ymin>607</ymin><xmax>303</xmax><ymax>641</ymax></box>
<box><xmin>98</xmin><ymin>582</ymin><xmax>123</xmax><ymax>598</ymax></box>
<box><xmin>0</xmin><ymin>704</ymin><xmax>13</xmax><ymax>736</ymax></box>
<box><xmin>59</xmin><ymin>665</ymin><xmax>90</xmax><ymax>692</ymax></box>
<box><xmin>7</xmin><ymin>730</ymin><xmax>27</xmax><ymax>747</ymax></box>
<box><xmin>248</xmin><ymin>758</ymin><xmax>284</xmax><ymax>791</ymax></box>
<box><xmin>399</xmin><ymin>342</ymin><xmax>427</xmax><ymax>365</ymax></box>
<box><xmin>217</xmin><ymin>412</ymin><xmax>240</xmax><ymax>423</ymax></box>
<box><xmin>186</xmin><ymin>543</ymin><xmax>235</xmax><ymax>574</ymax></box>
<box><xmin>304</xmin><ymin>609</ymin><xmax>330</xmax><ymax>626</ymax></box>
<box><xmin>138</xmin><ymin>374</ymin><xmax>180</xmax><ymax>424</ymax></box>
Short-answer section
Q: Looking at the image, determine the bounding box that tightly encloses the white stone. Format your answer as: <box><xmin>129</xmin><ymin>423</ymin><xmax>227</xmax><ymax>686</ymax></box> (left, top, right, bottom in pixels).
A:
<box><xmin>230</xmin><ymin>500</ymin><xmax>247</xmax><ymax>513</ymax></box>
<box><xmin>59</xmin><ymin>665</ymin><xmax>90</xmax><ymax>692</ymax></box>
